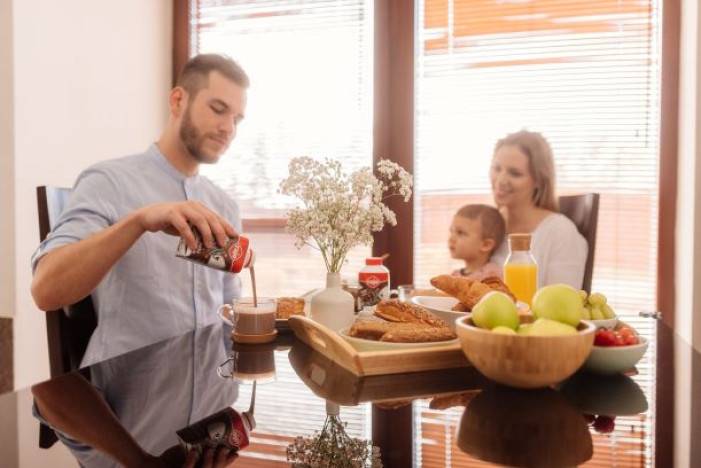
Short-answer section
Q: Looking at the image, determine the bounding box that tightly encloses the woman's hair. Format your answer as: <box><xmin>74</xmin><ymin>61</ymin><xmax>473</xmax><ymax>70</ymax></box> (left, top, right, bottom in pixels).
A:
<box><xmin>494</xmin><ymin>130</ymin><xmax>559</xmax><ymax>211</ymax></box>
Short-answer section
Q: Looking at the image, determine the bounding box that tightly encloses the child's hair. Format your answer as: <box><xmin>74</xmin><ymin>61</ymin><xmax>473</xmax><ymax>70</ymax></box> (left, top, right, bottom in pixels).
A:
<box><xmin>455</xmin><ymin>204</ymin><xmax>506</xmax><ymax>254</ymax></box>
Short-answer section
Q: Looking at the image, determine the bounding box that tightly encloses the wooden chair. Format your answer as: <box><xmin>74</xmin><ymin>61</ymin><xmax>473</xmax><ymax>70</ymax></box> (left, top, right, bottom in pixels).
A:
<box><xmin>36</xmin><ymin>186</ymin><xmax>98</xmax><ymax>448</ymax></box>
<box><xmin>558</xmin><ymin>193</ymin><xmax>600</xmax><ymax>293</ymax></box>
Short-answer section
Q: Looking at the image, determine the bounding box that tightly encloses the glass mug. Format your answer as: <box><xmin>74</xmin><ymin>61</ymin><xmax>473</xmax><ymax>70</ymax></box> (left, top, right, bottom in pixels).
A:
<box><xmin>218</xmin><ymin>298</ymin><xmax>276</xmax><ymax>336</ymax></box>
<box><xmin>389</xmin><ymin>284</ymin><xmax>415</xmax><ymax>302</ymax></box>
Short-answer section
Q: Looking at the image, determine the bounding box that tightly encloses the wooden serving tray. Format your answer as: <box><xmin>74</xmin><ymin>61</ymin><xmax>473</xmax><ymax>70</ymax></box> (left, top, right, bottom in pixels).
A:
<box><xmin>288</xmin><ymin>315</ymin><xmax>470</xmax><ymax>376</ymax></box>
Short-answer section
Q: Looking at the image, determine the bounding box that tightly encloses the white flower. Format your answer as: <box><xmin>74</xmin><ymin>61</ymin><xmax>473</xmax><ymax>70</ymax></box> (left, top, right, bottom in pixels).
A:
<box><xmin>279</xmin><ymin>157</ymin><xmax>413</xmax><ymax>273</ymax></box>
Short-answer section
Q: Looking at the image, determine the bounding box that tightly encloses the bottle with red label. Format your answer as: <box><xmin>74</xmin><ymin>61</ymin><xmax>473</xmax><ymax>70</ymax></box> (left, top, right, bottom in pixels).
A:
<box><xmin>358</xmin><ymin>257</ymin><xmax>390</xmax><ymax>308</ymax></box>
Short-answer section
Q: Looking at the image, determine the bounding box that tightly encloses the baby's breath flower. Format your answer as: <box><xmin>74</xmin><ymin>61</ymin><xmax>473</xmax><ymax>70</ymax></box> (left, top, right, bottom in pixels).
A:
<box><xmin>279</xmin><ymin>157</ymin><xmax>413</xmax><ymax>273</ymax></box>
<box><xmin>286</xmin><ymin>411</ymin><xmax>383</xmax><ymax>467</ymax></box>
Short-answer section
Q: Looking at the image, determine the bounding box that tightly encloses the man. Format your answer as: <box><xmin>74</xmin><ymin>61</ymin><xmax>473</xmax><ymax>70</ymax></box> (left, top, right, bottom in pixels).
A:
<box><xmin>32</xmin><ymin>54</ymin><xmax>249</xmax><ymax>365</ymax></box>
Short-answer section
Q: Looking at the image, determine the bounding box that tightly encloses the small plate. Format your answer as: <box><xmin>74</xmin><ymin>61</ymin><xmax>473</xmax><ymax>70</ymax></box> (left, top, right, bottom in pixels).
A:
<box><xmin>339</xmin><ymin>327</ymin><xmax>459</xmax><ymax>352</ymax></box>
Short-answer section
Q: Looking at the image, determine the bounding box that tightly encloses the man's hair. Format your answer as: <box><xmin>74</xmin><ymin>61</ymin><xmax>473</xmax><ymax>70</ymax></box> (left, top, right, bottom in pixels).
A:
<box><xmin>176</xmin><ymin>54</ymin><xmax>250</xmax><ymax>99</ymax></box>
<box><xmin>456</xmin><ymin>204</ymin><xmax>506</xmax><ymax>253</ymax></box>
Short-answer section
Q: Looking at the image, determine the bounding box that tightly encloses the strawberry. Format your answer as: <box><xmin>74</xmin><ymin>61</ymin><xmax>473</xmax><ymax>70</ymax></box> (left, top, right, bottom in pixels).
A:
<box><xmin>624</xmin><ymin>334</ymin><xmax>639</xmax><ymax>345</ymax></box>
<box><xmin>594</xmin><ymin>330</ymin><xmax>617</xmax><ymax>346</ymax></box>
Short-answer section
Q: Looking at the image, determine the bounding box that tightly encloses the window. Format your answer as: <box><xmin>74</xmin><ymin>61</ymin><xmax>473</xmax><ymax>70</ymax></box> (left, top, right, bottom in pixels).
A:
<box><xmin>187</xmin><ymin>2</ymin><xmax>375</xmax><ymax>463</ymax></box>
<box><xmin>413</xmin><ymin>1</ymin><xmax>660</xmax><ymax>465</ymax></box>
<box><xmin>191</xmin><ymin>0</ymin><xmax>375</xmax><ymax>296</ymax></box>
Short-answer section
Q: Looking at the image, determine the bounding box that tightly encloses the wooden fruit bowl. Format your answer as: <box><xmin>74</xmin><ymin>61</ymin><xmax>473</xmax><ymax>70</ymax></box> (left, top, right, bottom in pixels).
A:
<box><xmin>455</xmin><ymin>316</ymin><xmax>595</xmax><ymax>389</ymax></box>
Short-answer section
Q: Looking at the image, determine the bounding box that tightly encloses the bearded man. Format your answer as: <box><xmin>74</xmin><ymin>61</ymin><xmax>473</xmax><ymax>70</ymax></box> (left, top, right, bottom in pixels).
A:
<box><xmin>31</xmin><ymin>54</ymin><xmax>249</xmax><ymax>365</ymax></box>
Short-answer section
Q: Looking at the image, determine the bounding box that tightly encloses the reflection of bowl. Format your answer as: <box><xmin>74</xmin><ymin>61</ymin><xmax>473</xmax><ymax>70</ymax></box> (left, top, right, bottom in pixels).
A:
<box><xmin>559</xmin><ymin>372</ymin><xmax>648</xmax><ymax>416</ymax></box>
<box><xmin>457</xmin><ymin>386</ymin><xmax>593</xmax><ymax>467</ymax></box>
<box><xmin>584</xmin><ymin>336</ymin><xmax>648</xmax><ymax>375</ymax></box>
<box><xmin>455</xmin><ymin>316</ymin><xmax>595</xmax><ymax>388</ymax></box>
<box><xmin>339</xmin><ymin>328</ymin><xmax>458</xmax><ymax>352</ymax></box>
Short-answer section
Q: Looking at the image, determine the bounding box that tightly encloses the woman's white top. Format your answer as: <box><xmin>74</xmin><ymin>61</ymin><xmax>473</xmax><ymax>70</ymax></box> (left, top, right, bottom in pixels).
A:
<box><xmin>490</xmin><ymin>213</ymin><xmax>588</xmax><ymax>290</ymax></box>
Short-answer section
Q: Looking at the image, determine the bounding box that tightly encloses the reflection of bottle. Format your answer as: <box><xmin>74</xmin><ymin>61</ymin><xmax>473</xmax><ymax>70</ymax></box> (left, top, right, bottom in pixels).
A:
<box><xmin>177</xmin><ymin>382</ymin><xmax>257</xmax><ymax>454</ymax></box>
<box><xmin>358</xmin><ymin>257</ymin><xmax>390</xmax><ymax>308</ymax></box>
<box><xmin>503</xmin><ymin>234</ymin><xmax>538</xmax><ymax>306</ymax></box>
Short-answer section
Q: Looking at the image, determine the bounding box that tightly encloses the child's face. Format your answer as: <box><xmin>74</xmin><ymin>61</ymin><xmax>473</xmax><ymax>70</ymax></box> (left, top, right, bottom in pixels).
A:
<box><xmin>448</xmin><ymin>216</ymin><xmax>493</xmax><ymax>261</ymax></box>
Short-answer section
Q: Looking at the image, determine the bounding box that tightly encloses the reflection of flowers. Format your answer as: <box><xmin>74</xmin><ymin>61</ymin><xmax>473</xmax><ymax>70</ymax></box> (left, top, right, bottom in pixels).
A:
<box><xmin>279</xmin><ymin>157</ymin><xmax>413</xmax><ymax>273</ymax></box>
<box><xmin>286</xmin><ymin>403</ymin><xmax>382</xmax><ymax>467</ymax></box>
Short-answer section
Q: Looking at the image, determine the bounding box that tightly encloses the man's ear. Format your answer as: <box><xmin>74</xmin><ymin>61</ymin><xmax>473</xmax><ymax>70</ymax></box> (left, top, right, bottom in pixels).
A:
<box><xmin>480</xmin><ymin>238</ymin><xmax>496</xmax><ymax>253</ymax></box>
<box><xmin>169</xmin><ymin>87</ymin><xmax>188</xmax><ymax>118</ymax></box>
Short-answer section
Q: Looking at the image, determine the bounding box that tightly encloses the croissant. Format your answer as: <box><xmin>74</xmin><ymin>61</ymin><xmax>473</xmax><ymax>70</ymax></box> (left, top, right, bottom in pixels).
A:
<box><xmin>481</xmin><ymin>276</ymin><xmax>516</xmax><ymax>301</ymax></box>
<box><xmin>430</xmin><ymin>275</ymin><xmax>514</xmax><ymax>310</ymax></box>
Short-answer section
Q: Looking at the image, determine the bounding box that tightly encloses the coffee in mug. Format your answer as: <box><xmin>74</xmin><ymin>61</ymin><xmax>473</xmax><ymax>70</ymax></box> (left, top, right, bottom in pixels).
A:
<box><xmin>231</xmin><ymin>298</ymin><xmax>276</xmax><ymax>336</ymax></box>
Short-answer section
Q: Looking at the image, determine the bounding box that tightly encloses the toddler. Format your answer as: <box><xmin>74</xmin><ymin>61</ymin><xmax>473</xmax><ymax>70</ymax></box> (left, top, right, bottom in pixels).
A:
<box><xmin>448</xmin><ymin>204</ymin><xmax>505</xmax><ymax>280</ymax></box>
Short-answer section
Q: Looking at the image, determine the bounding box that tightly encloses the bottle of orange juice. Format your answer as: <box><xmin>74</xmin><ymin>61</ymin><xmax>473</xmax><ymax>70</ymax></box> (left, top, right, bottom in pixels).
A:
<box><xmin>504</xmin><ymin>233</ymin><xmax>538</xmax><ymax>307</ymax></box>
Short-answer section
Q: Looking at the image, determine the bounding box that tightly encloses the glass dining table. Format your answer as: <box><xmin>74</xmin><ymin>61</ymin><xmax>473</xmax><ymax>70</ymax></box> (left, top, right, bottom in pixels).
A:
<box><xmin>0</xmin><ymin>314</ymin><xmax>693</xmax><ymax>467</ymax></box>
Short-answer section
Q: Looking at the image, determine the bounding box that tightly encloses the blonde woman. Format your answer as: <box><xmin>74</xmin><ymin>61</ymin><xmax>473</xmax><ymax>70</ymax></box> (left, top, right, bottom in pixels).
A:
<box><xmin>488</xmin><ymin>130</ymin><xmax>588</xmax><ymax>289</ymax></box>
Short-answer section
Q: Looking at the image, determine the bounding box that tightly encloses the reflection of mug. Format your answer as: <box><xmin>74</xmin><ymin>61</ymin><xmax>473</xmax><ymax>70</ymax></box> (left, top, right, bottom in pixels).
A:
<box><xmin>218</xmin><ymin>342</ymin><xmax>276</xmax><ymax>383</ymax></box>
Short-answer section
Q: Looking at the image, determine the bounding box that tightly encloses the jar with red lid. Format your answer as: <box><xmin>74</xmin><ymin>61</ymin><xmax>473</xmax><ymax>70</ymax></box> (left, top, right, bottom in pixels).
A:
<box><xmin>358</xmin><ymin>257</ymin><xmax>390</xmax><ymax>308</ymax></box>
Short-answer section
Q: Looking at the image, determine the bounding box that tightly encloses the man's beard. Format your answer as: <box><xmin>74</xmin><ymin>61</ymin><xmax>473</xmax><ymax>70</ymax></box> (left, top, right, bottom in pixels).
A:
<box><xmin>179</xmin><ymin>107</ymin><xmax>222</xmax><ymax>164</ymax></box>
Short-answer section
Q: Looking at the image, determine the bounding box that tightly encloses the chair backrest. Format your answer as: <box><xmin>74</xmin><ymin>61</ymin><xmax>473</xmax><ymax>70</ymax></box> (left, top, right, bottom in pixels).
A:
<box><xmin>558</xmin><ymin>193</ymin><xmax>600</xmax><ymax>293</ymax></box>
<box><xmin>36</xmin><ymin>186</ymin><xmax>97</xmax><ymax>377</ymax></box>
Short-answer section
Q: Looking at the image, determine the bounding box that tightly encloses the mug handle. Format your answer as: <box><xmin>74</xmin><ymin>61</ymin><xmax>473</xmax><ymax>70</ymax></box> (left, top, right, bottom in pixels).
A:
<box><xmin>218</xmin><ymin>304</ymin><xmax>235</xmax><ymax>327</ymax></box>
<box><xmin>217</xmin><ymin>356</ymin><xmax>235</xmax><ymax>379</ymax></box>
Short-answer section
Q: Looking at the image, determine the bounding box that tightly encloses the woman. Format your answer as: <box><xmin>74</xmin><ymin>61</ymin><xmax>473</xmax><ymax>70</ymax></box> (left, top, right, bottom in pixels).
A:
<box><xmin>489</xmin><ymin>130</ymin><xmax>588</xmax><ymax>289</ymax></box>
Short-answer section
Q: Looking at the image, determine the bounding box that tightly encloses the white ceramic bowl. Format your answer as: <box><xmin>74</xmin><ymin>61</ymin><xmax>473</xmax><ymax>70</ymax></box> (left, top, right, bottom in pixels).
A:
<box><xmin>411</xmin><ymin>296</ymin><xmax>466</xmax><ymax>329</ymax></box>
<box><xmin>585</xmin><ymin>317</ymin><xmax>619</xmax><ymax>330</ymax></box>
<box><xmin>339</xmin><ymin>327</ymin><xmax>458</xmax><ymax>352</ymax></box>
<box><xmin>583</xmin><ymin>336</ymin><xmax>648</xmax><ymax>375</ymax></box>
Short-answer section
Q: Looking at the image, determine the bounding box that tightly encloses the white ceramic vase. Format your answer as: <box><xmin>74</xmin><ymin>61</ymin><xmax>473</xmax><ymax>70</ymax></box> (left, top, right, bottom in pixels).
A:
<box><xmin>311</xmin><ymin>272</ymin><xmax>355</xmax><ymax>332</ymax></box>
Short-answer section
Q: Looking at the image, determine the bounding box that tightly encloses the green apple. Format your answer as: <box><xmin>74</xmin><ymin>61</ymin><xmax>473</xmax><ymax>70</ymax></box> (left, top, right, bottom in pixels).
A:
<box><xmin>492</xmin><ymin>326</ymin><xmax>517</xmax><ymax>335</ymax></box>
<box><xmin>532</xmin><ymin>284</ymin><xmax>582</xmax><ymax>327</ymax></box>
<box><xmin>517</xmin><ymin>324</ymin><xmax>533</xmax><ymax>335</ymax></box>
<box><xmin>471</xmin><ymin>291</ymin><xmax>519</xmax><ymax>330</ymax></box>
<box><xmin>526</xmin><ymin>318</ymin><xmax>578</xmax><ymax>336</ymax></box>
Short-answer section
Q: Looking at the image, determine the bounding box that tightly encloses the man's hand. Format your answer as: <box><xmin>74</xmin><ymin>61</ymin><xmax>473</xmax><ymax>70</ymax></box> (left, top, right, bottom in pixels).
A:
<box><xmin>136</xmin><ymin>201</ymin><xmax>238</xmax><ymax>250</ymax></box>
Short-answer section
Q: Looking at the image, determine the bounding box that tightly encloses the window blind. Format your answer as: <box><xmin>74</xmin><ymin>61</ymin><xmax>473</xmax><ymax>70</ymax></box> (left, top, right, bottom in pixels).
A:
<box><xmin>191</xmin><ymin>0</ymin><xmax>374</xmax><ymax>297</ymax></box>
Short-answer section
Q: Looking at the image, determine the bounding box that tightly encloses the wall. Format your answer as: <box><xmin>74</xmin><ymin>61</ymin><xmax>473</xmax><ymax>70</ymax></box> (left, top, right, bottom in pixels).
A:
<box><xmin>677</xmin><ymin>0</ymin><xmax>701</xmax><ymax>353</ymax></box>
<box><xmin>675</xmin><ymin>0</ymin><xmax>701</xmax><ymax>465</ymax></box>
<box><xmin>11</xmin><ymin>0</ymin><xmax>172</xmax><ymax>390</ymax></box>
<box><xmin>1</xmin><ymin>0</ymin><xmax>15</xmax><ymax>320</ymax></box>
